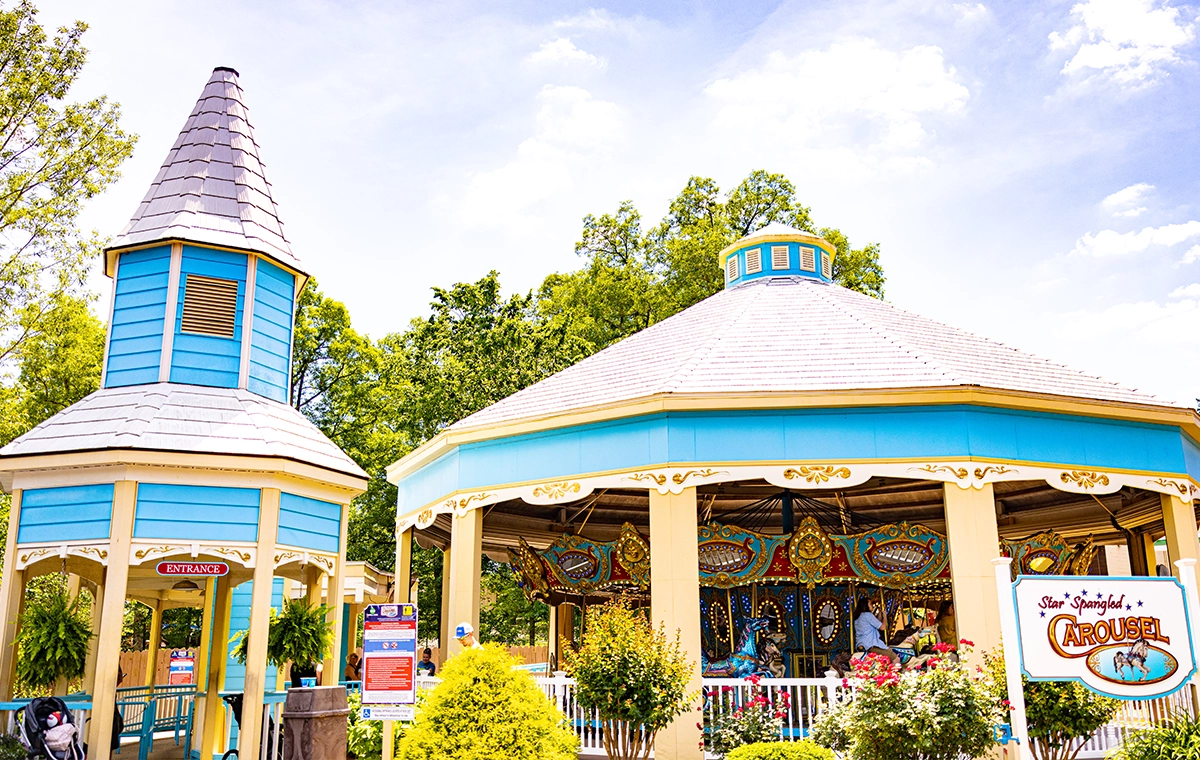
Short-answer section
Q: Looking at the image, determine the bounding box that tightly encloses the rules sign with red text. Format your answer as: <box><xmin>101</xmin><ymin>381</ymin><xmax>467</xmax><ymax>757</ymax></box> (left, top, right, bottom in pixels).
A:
<box><xmin>1014</xmin><ymin>575</ymin><xmax>1197</xmax><ymax>699</ymax></box>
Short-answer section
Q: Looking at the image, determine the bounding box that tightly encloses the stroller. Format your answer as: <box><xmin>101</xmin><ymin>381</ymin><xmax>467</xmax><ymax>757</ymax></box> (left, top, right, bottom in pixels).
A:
<box><xmin>220</xmin><ymin>694</ymin><xmax>280</xmax><ymax>760</ymax></box>
<box><xmin>17</xmin><ymin>697</ymin><xmax>86</xmax><ymax>760</ymax></box>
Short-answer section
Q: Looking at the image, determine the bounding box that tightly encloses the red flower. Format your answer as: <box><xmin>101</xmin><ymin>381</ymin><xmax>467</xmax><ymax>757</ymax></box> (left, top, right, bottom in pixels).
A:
<box><xmin>747</xmin><ymin>674</ymin><xmax>762</xmax><ymax>686</ymax></box>
<box><xmin>960</xmin><ymin>638</ymin><xmax>974</xmax><ymax>647</ymax></box>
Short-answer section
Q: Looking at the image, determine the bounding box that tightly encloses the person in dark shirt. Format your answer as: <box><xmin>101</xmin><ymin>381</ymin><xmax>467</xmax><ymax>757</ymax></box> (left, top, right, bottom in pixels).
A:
<box><xmin>415</xmin><ymin>648</ymin><xmax>437</xmax><ymax>677</ymax></box>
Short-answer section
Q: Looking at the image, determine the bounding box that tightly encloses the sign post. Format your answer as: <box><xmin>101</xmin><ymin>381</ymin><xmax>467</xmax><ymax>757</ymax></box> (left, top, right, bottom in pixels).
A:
<box><xmin>993</xmin><ymin>558</ymin><xmax>1031</xmax><ymax>760</ymax></box>
<box><xmin>361</xmin><ymin>603</ymin><xmax>418</xmax><ymax>722</ymax></box>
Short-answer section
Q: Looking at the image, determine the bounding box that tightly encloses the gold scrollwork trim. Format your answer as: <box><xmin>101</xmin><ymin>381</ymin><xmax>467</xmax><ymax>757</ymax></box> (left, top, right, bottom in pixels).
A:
<box><xmin>210</xmin><ymin>547</ymin><xmax>252</xmax><ymax>563</ymax></box>
<box><xmin>532</xmin><ymin>481</ymin><xmax>582</xmax><ymax>500</ymax></box>
<box><xmin>416</xmin><ymin>508</ymin><xmax>434</xmax><ymax>526</ymax></box>
<box><xmin>909</xmin><ymin>464</ymin><xmax>969</xmax><ymax>480</ymax></box>
<box><xmin>134</xmin><ymin>545</ymin><xmax>183</xmax><ymax>560</ymax></box>
<box><xmin>1148</xmin><ymin>478</ymin><xmax>1189</xmax><ymax>497</ymax></box>
<box><xmin>974</xmin><ymin>465</ymin><xmax>1016</xmax><ymax>479</ymax></box>
<box><xmin>74</xmin><ymin>546</ymin><xmax>108</xmax><ymax>561</ymax></box>
<box><xmin>784</xmin><ymin>465</ymin><xmax>851</xmax><ymax>484</ymax></box>
<box><xmin>443</xmin><ymin>492</ymin><xmax>494</xmax><ymax>514</ymax></box>
<box><xmin>1060</xmin><ymin>470</ymin><xmax>1110</xmax><ymax>489</ymax></box>
<box><xmin>672</xmin><ymin>469</ymin><xmax>724</xmax><ymax>485</ymax></box>
<box><xmin>17</xmin><ymin>548</ymin><xmax>54</xmax><ymax>566</ymax></box>
<box><xmin>626</xmin><ymin>472</ymin><xmax>668</xmax><ymax>487</ymax></box>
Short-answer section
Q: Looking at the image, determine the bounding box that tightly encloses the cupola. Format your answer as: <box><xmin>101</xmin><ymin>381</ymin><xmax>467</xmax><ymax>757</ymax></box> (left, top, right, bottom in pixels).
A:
<box><xmin>100</xmin><ymin>67</ymin><xmax>303</xmax><ymax>403</ymax></box>
<box><xmin>718</xmin><ymin>222</ymin><xmax>837</xmax><ymax>288</ymax></box>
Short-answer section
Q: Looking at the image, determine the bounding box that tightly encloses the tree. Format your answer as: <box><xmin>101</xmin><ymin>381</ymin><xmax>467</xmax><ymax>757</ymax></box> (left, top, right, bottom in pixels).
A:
<box><xmin>0</xmin><ymin>1</ymin><xmax>135</xmax><ymax>363</ymax></box>
<box><xmin>16</xmin><ymin>292</ymin><xmax>104</xmax><ymax>428</ymax></box>
<box><xmin>478</xmin><ymin>558</ymin><xmax>548</xmax><ymax>646</ymax></box>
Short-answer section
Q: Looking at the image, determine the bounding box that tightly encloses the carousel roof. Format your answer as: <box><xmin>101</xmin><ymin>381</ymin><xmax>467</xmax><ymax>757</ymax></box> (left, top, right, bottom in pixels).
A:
<box><xmin>453</xmin><ymin>274</ymin><xmax>1173</xmax><ymax>431</ymax></box>
<box><xmin>0</xmin><ymin>383</ymin><xmax>366</xmax><ymax>479</ymax></box>
<box><xmin>108</xmin><ymin>67</ymin><xmax>300</xmax><ymax>272</ymax></box>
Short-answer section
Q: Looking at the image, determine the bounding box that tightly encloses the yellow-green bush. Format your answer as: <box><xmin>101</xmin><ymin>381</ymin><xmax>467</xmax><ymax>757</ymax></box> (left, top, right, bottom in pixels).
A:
<box><xmin>398</xmin><ymin>643</ymin><xmax>577</xmax><ymax>760</ymax></box>
<box><xmin>346</xmin><ymin>691</ymin><xmax>404</xmax><ymax>760</ymax></box>
<box><xmin>726</xmin><ymin>741</ymin><xmax>834</xmax><ymax>760</ymax></box>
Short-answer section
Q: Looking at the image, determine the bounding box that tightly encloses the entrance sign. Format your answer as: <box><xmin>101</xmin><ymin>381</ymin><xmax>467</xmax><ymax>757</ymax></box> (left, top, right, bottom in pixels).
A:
<box><xmin>1013</xmin><ymin>575</ymin><xmax>1197</xmax><ymax>699</ymax></box>
<box><xmin>155</xmin><ymin>561</ymin><xmax>229</xmax><ymax>576</ymax></box>
<box><xmin>362</xmin><ymin>603</ymin><xmax>418</xmax><ymax>706</ymax></box>
<box><xmin>168</xmin><ymin>650</ymin><xmax>195</xmax><ymax>684</ymax></box>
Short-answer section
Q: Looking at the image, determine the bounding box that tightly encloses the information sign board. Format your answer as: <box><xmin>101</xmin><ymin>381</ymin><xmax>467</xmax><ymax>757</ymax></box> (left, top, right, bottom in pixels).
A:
<box><xmin>1014</xmin><ymin>575</ymin><xmax>1197</xmax><ymax>699</ymax></box>
<box><xmin>168</xmin><ymin>650</ymin><xmax>195</xmax><ymax>685</ymax></box>
<box><xmin>362</xmin><ymin>603</ymin><xmax>418</xmax><ymax>706</ymax></box>
<box><xmin>360</xmin><ymin>705</ymin><xmax>415</xmax><ymax>722</ymax></box>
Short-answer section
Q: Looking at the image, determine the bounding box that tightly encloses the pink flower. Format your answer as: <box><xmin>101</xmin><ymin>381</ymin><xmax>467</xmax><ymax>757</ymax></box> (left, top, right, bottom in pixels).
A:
<box><xmin>960</xmin><ymin>638</ymin><xmax>974</xmax><ymax>647</ymax></box>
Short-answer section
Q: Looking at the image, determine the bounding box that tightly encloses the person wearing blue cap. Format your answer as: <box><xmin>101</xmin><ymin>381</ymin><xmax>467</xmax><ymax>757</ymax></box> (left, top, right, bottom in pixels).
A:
<box><xmin>455</xmin><ymin>622</ymin><xmax>482</xmax><ymax>649</ymax></box>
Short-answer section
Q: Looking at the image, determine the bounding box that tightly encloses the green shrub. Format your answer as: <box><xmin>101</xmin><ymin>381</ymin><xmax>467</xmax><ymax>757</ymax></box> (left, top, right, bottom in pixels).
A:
<box><xmin>398</xmin><ymin>643</ymin><xmax>576</xmax><ymax>760</ymax></box>
<box><xmin>0</xmin><ymin>734</ymin><xmax>27</xmax><ymax>760</ymax></box>
<box><xmin>566</xmin><ymin>600</ymin><xmax>694</xmax><ymax>760</ymax></box>
<box><xmin>726</xmin><ymin>741</ymin><xmax>834</xmax><ymax>760</ymax></box>
<box><xmin>232</xmin><ymin>598</ymin><xmax>333</xmax><ymax>670</ymax></box>
<box><xmin>346</xmin><ymin>691</ymin><xmax>404</xmax><ymax>760</ymax></box>
<box><xmin>1110</xmin><ymin>710</ymin><xmax>1200</xmax><ymax>760</ymax></box>
<box><xmin>15</xmin><ymin>585</ymin><xmax>92</xmax><ymax>689</ymax></box>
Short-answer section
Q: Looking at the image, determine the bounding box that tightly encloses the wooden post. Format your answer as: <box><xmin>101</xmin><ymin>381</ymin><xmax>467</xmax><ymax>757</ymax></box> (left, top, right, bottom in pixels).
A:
<box><xmin>198</xmin><ymin>575</ymin><xmax>234</xmax><ymax>760</ymax></box>
<box><xmin>83</xmin><ymin>580</ymin><xmax>104</xmax><ymax>696</ymax></box>
<box><xmin>145</xmin><ymin>601</ymin><xmax>164</xmax><ymax>686</ymax></box>
<box><xmin>943</xmin><ymin>483</ymin><xmax>1003</xmax><ymax>657</ymax></box>
<box><xmin>191</xmin><ymin>577</ymin><xmax>217</xmax><ymax>748</ymax></box>
<box><xmin>1162</xmin><ymin>493</ymin><xmax>1200</xmax><ymax>589</ymax></box>
<box><xmin>90</xmin><ymin>480</ymin><xmax>137</xmax><ymax>760</ymax></box>
<box><xmin>323</xmin><ymin>500</ymin><xmax>349</xmax><ymax>685</ymax></box>
<box><xmin>438</xmin><ymin>548</ymin><xmax>451</xmax><ymax>667</ymax></box>
<box><xmin>237</xmin><ymin>488</ymin><xmax>280</xmax><ymax>760</ymax></box>
<box><xmin>446</xmin><ymin>509</ymin><xmax>482</xmax><ymax>659</ymax></box>
<box><xmin>0</xmin><ymin>490</ymin><xmax>24</xmax><ymax>700</ymax></box>
<box><xmin>649</xmin><ymin>487</ymin><xmax>703</xmax><ymax>760</ymax></box>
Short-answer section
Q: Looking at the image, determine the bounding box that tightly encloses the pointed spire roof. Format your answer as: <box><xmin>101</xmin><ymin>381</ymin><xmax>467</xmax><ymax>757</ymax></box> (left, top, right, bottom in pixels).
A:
<box><xmin>109</xmin><ymin>67</ymin><xmax>302</xmax><ymax>272</ymax></box>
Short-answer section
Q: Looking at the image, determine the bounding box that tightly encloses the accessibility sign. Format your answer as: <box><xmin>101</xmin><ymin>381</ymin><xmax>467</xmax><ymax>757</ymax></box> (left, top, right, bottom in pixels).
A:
<box><xmin>360</xmin><ymin>705</ymin><xmax>414</xmax><ymax>722</ymax></box>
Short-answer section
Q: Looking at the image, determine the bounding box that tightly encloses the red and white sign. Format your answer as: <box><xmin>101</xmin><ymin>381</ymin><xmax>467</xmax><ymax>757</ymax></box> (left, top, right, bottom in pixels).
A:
<box><xmin>155</xmin><ymin>561</ymin><xmax>229</xmax><ymax>576</ymax></box>
<box><xmin>362</xmin><ymin>603</ymin><xmax>418</xmax><ymax>706</ymax></box>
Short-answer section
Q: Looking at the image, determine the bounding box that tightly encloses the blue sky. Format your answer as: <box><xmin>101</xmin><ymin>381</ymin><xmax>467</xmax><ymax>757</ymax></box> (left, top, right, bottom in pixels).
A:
<box><xmin>39</xmin><ymin>0</ymin><xmax>1200</xmax><ymax>406</ymax></box>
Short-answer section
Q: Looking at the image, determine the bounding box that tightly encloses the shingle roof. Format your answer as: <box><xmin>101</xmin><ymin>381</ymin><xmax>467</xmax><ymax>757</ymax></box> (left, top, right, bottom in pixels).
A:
<box><xmin>453</xmin><ymin>276</ymin><xmax>1175</xmax><ymax>430</ymax></box>
<box><xmin>0</xmin><ymin>383</ymin><xmax>366</xmax><ymax>479</ymax></box>
<box><xmin>110</xmin><ymin>67</ymin><xmax>300</xmax><ymax>270</ymax></box>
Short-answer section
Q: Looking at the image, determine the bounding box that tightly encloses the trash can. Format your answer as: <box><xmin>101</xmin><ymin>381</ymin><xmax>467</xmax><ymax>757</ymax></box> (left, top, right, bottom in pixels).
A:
<box><xmin>281</xmin><ymin>686</ymin><xmax>349</xmax><ymax>760</ymax></box>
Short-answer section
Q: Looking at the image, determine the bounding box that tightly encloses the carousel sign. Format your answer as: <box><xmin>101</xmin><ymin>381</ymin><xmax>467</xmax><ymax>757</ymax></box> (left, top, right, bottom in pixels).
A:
<box><xmin>1013</xmin><ymin>576</ymin><xmax>1197</xmax><ymax>699</ymax></box>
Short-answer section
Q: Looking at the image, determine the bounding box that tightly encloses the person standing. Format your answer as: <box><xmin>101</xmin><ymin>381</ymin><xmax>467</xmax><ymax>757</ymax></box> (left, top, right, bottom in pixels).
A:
<box><xmin>416</xmin><ymin>648</ymin><xmax>437</xmax><ymax>677</ymax></box>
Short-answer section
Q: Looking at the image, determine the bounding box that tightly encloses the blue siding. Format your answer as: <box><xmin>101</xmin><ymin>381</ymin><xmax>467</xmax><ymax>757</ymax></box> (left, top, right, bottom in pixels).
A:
<box><xmin>105</xmin><ymin>246</ymin><xmax>171</xmax><ymax>387</ymax></box>
<box><xmin>248</xmin><ymin>260</ymin><xmax>294</xmax><ymax>403</ymax></box>
<box><xmin>398</xmin><ymin>405</ymin><xmax>1200</xmax><ymax>517</ymax></box>
<box><xmin>170</xmin><ymin>246</ymin><xmax>247</xmax><ymax>388</ymax></box>
<box><xmin>134</xmin><ymin>483</ymin><xmax>259</xmax><ymax>542</ymax></box>
<box><xmin>277</xmin><ymin>492</ymin><xmax>341</xmax><ymax>553</ymax></box>
<box><xmin>727</xmin><ymin>242</ymin><xmax>831</xmax><ymax>287</ymax></box>
<box><xmin>18</xmin><ymin>484</ymin><xmax>114</xmax><ymax>543</ymax></box>
<box><xmin>224</xmin><ymin>578</ymin><xmax>283</xmax><ymax>701</ymax></box>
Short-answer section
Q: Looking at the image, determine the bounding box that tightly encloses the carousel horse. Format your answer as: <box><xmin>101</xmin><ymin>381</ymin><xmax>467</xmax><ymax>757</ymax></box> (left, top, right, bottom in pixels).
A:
<box><xmin>760</xmin><ymin>633</ymin><xmax>787</xmax><ymax>678</ymax></box>
<box><xmin>702</xmin><ymin>617</ymin><xmax>772</xmax><ymax>678</ymax></box>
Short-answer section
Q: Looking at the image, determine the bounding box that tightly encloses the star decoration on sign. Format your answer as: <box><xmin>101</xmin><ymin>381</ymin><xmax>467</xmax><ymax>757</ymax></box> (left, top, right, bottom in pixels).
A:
<box><xmin>1126</xmin><ymin>604</ymin><xmax>1132</xmax><ymax>611</ymax></box>
<box><xmin>1040</xmin><ymin>611</ymin><xmax>1046</xmax><ymax>618</ymax></box>
<box><xmin>1137</xmin><ymin>600</ymin><xmax>1144</xmax><ymax>607</ymax></box>
<box><xmin>1064</xmin><ymin>592</ymin><xmax>1071</xmax><ymax>599</ymax></box>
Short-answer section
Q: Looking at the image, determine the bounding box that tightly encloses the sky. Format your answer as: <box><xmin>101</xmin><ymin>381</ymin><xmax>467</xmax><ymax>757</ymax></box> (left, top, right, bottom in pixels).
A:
<box><xmin>35</xmin><ymin>0</ymin><xmax>1200</xmax><ymax>407</ymax></box>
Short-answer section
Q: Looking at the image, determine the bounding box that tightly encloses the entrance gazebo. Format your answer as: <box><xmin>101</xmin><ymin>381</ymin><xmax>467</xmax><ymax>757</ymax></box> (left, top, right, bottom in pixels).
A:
<box><xmin>0</xmin><ymin>67</ymin><xmax>368</xmax><ymax>760</ymax></box>
<box><xmin>387</xmin><ymin>222</ymin><xmax>1200</xmax><ymax>759</ymax></box>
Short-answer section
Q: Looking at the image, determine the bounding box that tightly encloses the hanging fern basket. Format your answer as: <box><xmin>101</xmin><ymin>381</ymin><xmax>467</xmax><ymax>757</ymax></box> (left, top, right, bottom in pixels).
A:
<box><xmin>15</xmin><ymin>592</ymin><xmax>93</xmax><ymax>690</ymax></box>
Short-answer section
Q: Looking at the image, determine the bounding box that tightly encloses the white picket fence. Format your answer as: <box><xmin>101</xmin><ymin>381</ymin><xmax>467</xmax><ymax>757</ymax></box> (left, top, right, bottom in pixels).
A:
<box><xmin>523</xmin><ymin>674</ymin><xmax>1194</xmax><ymax>759</ymax></box>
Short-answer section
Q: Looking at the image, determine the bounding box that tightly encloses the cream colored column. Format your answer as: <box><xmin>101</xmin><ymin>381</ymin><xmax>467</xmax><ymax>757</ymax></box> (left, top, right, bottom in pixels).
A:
<box><xmin>198</xmin><ymin>575</ymin><xmax>234</xmax><ymax>760</ymax></box>
<box><xmin>943</xmin><ymin>483</ymin><xmax>1003</xmax><ymax>656</ymax></box>
<box><xmin>144</xmin><ymin>601</ymin><xmax>164</xmax><ymax>686</ymax></box>
<box><xmin>396</xmin><ymin>528</ymin><xmax>413</xmax><ymax>602</ymax></box>
<box><xmin>438</xmin><ymin>548</ymin><xmax>451</xmax><ymax>666</ymax></box>
<box><xmin>91</xmin><ymin>480</ymin><xmax>137</xmax><ymax>760</ymax></box>
<box><xmin>446</xmin><ymin>508</ymin><xmax>482</xmax><ymax>659</ymax></box>
<box><xmin>322</xmin><ymin>500</ymin><xmax>349</xmax><ymax>684</ymax></box>
<box><xmin>190</xmin><ymin>577</ymin><xmax>217</xmax><ymax>747</ymax></box>
<box><xmin>0</xmin><ymin>490</ymin><xmax>25</xmax><ymax>700</ymax></box>
<box><xmin>83</xmin><ymin>581</ymin><xmax>104</xmax><ymax>696</ymax></box>
<box><xmin>649</xmin><ymin>488</ymin><xmax>702</xmax><ymax>760</ymax></box>
<box><xmin>238</xmin><ymin>488</ymin><xmax>281</xmax><ymax>760</ymax></box>
<box><xmin>1162</xmin><ymin>493</ymin><xmax>1200</xmax><ymax>589</ymax></box>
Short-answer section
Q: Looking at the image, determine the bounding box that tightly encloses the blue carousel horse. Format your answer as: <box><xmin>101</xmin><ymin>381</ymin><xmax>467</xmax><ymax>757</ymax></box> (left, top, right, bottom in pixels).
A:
<box><xmin>702</xmin><ymin>617</ymin><xmax>772</xmax><ymax>678</ymax></box>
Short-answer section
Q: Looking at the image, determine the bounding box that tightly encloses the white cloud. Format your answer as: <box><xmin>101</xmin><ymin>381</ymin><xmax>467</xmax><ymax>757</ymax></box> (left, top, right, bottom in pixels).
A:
<box><xmin>953</xmin><ymin>3</ymin><xmax>990</xmax><ymax>24</ymax></box>
<box><xmin>1100</xmin><ymin>182</ymin><xmax>1153</xmax><ymax>217</ymax></box>
<box><xmin>1182</xmin><ymin>245</ymin><xmax>1200</xmax><ymax>264</ymax></box>
<box><xmin>704</xmin><ymin>38</ymin><xmax>968</xmax><ymax>164</ymax></box>
<box><xmin>461</xmin><ymin>85</ymin><xmax>624</xmax><ymax>227</ymax></box>
<box><xmin>1170</xmin><ymin>283</ymin><xmax>1200</xmax><ymax>298</ymax></box>
<box><xmin>527</xmin><ymin>38</ymin><xmax>605</xmax><ymax>67</ymax></box>
<box><xmin>1048</xmin><ymin>0</ymin><xmax>1197</xmax><ymax>85</ymax></box>
<box><xmin>1072</xmin><ymin>220</ymin><xmax>1200</xmax><ymax>256</ymax></box>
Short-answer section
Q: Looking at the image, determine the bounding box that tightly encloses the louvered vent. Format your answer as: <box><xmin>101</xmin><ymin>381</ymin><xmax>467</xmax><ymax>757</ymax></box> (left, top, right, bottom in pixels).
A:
<box><xmin>180</xmin><ymin>274</ymin><xmax>238</xmax><ymax>338</ymax></box>
<box><xmin>771</xmin><ymin>245</ymin><xmax>789</xmax><ymax>270</ymax></box>
<box><xmin>800</xmin><ymin>247</ymin><xmax>815</xmax><ymax>271</ymax></box>
<box><xmin>725</xmin><ymin>255</ymin><xmax>739</xmax><ymax>281</ymax></box>
<box><xmin>821</xmin><ymin>251</ymin><xmax>832</xmax><ymax>279</ymax></box>
<box><xmin>745</xmin><ymin>248</ymin><xmax>762</xmax><ymax>274</ymax></box>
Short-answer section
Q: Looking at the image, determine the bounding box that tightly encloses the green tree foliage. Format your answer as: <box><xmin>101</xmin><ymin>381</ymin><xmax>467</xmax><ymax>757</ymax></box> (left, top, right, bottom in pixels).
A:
<box><xmin>399</xmin><ymin>643</ymin><xmax>577</xmax><ymax>760</ymax></box>
<box><xmin>540</xmin><ymin>170</ymin><xmax>884</xmax><ymax>357</ymax></box>
<box><xmin>0</xmin><ymin>1</ymin><xmax>135</xmax><ymax>363</ymax></box>
<box><xmin>15</xmin><ymin>580</ymin><xmax>92</xmax><ymax>689</ymax></box>
<box><xmin>478</xmin><ymin>558</ymin><xmax>548</xmax><ymax>646</ymax></box>
<box><xmin>160</xmin><ymin>607</ymin><xmax>203</xmax><ymax>649</ymax></box>
<box><xmin>983</xmin><ymin>651</ymin><xmax>1118</xmax><ymax>760</ymax></box>
<box><xmin>1112</xmin><ymin>710</ymin><xmax>1200</xmax><ymax>760</ymax></box>
<box><xmin>15</xmin><ymin>292</ymin><xmax>104</xmax><ymax>429</ymax></box>
<box><xmin>566</xmin><ymin>601</ymin><xmax>694</xmax><ymax>760</ymax></box>
<box><xmin>347</xmin><ymin>691</ymin><xmax>404</xmax><ymax>760</ymax></box>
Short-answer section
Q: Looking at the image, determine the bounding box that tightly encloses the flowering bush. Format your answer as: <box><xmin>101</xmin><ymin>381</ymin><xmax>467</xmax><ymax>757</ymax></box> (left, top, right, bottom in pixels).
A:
<box><xmin>812</xmin><ymin>641</ymin><xmax>999</xmax><ymax>760</ymax></box>
<box><xmin>703</xmin><ymin>674</ymin><xmax>790</xmax><ymax>758</ymax></box>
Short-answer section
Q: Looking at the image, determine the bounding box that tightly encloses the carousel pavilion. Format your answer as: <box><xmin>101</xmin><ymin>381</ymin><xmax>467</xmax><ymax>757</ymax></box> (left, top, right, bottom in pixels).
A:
<box><xmin>387</xmin><ymin>223</ymin><xmax>1200</xmax><ymax>759</ymax></box>
<box><xmin>0</xmin><ymin>68</ymin><xmax>368</xmax><ymax>760</ymax></box>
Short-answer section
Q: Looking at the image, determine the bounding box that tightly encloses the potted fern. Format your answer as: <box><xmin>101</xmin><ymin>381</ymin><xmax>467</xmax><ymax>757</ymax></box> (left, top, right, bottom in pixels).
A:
<box><xmin>14</xmin><ymin>588</ymin><xmax>93</xmax><ymax>692</ymax></box>
<box><xmin>234</xmin><ymin>598</ymin><xmax>334</xmax><ymax>687</ymax></box>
